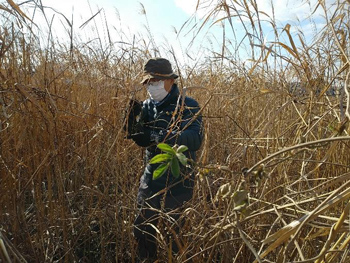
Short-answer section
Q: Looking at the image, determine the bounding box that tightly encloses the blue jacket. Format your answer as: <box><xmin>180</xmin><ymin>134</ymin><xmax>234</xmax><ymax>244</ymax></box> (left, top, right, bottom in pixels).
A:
<box><xmin>131</xmin><ymin>84</ymin><xmax>203</xmax><ymax>195</ymax></box>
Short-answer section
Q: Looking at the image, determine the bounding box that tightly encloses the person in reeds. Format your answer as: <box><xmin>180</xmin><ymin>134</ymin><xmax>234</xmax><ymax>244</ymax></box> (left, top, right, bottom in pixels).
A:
<box><xmin>124</xmin><ymin>58</ymin><xmax>203</xmax><ymax>261</ymax></box>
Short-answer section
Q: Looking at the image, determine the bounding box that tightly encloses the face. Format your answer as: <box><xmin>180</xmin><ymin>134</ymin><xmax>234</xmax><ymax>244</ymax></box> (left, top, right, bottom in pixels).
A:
<box><xmin>144</xmin><ymin>78</ymin><xmax>175</xmax><ymax>92</ymax></box>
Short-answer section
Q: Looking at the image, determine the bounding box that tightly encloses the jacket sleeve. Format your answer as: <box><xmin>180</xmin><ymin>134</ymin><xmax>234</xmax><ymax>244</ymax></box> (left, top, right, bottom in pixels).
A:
<box><xmin>162</xmin><ymin>99</ymin><xmax>203</xmax><ymax>151</ymax></box>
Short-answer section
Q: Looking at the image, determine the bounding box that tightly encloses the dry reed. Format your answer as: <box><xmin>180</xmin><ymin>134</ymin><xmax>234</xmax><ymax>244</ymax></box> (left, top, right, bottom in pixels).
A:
<box><xmin>0</xmin><ymin>0</ymin><xmax>350</xmax><ymax>262</ymax></box>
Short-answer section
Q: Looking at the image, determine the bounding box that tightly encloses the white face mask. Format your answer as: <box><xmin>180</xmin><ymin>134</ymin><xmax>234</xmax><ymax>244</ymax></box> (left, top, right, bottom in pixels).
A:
<box><xmin>146</xmin><ymin>80</ymin><xmax>168</xmax><ymax>102</ymax></box>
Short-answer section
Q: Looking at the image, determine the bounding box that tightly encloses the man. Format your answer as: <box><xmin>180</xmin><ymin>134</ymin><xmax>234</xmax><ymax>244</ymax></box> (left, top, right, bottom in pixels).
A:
<box><xmin>125</xmin><ymin>58</ymin><xmax>203</xmax><ymax>261</ymax></box>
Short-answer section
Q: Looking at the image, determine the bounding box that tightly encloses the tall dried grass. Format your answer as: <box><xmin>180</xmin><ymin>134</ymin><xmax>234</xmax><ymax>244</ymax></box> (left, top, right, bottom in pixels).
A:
<box><xmin>0</xmin><ymin>0</ymin><xmax>350</xmax><ymax>262</ymax></box>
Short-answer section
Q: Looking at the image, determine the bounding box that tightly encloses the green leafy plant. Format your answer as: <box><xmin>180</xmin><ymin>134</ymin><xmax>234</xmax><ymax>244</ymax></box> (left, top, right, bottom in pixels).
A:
<box><xmin>149</xmin><ymin>143</ymin><xmax>188</xmax><ymax>180</ymax></box>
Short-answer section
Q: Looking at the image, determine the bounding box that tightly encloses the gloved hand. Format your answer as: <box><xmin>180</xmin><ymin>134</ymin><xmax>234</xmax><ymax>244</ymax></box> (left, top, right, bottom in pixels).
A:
<box><xmin>123</xmin><ymin>99</ymin><xmax>144</xmax><ymax>138</ymax></box>
<box><xmin>130</xmin><ymin>128</ymin><xmax>171</xmax><ymax>147</ymax></box>
<box><xmin>129</xmin><ymin>127</ymin><xmax>158</xmax><ymax>147</ymax></box>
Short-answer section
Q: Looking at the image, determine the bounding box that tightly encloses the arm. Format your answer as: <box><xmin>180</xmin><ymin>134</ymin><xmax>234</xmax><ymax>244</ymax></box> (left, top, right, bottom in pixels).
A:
<box><xmin>162</xmin><ymin>99</ymin><xmax>203</xmax><ymax>151</ymax></box>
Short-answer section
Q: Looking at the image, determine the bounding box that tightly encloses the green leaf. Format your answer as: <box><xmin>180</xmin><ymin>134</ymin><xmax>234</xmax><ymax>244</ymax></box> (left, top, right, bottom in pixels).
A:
<box><xmin>170</xmin><ymin>158</ymin><xmax>180</xmax><ymax>178</ymax></box>
<box><xmin>153</xmin><ymin>163</ymin><xmax>170</xmax><ymax>180</ymax></box>
<box><xmin>177</xmin><ymin>145</ymin><xmax>188</xmax><ymax>153</ymax></box>
<box><xmin>157</xmin><ymin>143</ymin><xmax>176</xmax><ymax>155</ymax></box>
<box><xmin>176</xmin><ymin>153</ymin><xmax>187</xmax><ymax>166</ymax></box>
<box><xmin>149</xmin><ymin>153</ymin><xmax>172</xmax><ymax>164</ymax></box>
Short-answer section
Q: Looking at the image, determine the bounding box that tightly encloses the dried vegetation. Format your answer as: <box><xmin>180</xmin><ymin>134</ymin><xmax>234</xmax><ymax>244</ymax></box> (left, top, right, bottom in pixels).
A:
<box><xmin>1</xmin><ymin>0</ymin><xmax>350</xmax><ymax>262</ymax></box>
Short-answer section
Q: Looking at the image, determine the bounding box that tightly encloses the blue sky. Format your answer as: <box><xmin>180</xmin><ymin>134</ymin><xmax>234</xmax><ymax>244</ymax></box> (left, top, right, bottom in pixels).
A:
<box><xmin>33</xmin><ymin>0</ymin><xmax>198</xmax><ymax>41</ymax></box>
<box><xmin>21</xmin><ymin>0</ymin><xmax>333</xmax><ymax>64</ymax></box>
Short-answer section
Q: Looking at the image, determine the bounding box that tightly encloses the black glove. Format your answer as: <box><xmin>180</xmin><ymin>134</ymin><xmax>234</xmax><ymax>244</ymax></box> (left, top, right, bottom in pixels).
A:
<box><xmin>130</xmin><ymin>128</ymin><xmax>163</xmax><ymax>147</ymax></box>
<box><xmin>123</xmin><ymin>99</ymin><xmax>144</xmax><ymax>138</ymax></box>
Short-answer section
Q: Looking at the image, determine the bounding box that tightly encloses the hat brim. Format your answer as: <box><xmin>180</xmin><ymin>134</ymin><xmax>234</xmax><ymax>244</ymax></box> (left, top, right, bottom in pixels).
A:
<box><xmin>140</xmin><ymin>73</ymin><xmax>178</xmax><ymax>84</ymax></box>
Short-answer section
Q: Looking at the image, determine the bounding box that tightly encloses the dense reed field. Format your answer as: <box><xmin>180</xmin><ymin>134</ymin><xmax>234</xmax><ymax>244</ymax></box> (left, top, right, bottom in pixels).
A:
<box><xmin>1</xmin><ymin>0</ymin><xmax>350</xmax><ymax>262</ymax></box>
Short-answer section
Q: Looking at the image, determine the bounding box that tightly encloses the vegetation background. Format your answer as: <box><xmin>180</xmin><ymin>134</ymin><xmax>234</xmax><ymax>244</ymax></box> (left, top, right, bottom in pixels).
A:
<box><xmin>1</xmin><ymin>0</ymin><xmax>350</xmax><ymax>262</ymax></box>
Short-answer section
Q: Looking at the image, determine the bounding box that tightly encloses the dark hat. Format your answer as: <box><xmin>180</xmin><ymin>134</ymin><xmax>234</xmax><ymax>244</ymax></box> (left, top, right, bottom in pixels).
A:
<box><xmin>141</xmin><ymin>58</ymin><xmax>178</xmax><ymax>84</ymax></box>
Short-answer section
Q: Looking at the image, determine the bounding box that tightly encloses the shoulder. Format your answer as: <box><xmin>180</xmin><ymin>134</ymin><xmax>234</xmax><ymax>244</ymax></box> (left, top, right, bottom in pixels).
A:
<box><xmin>184</xmin><ymin>96</ymin><xmax>200</xmax><ymax>108</ymax></box>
